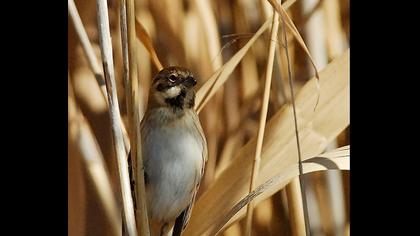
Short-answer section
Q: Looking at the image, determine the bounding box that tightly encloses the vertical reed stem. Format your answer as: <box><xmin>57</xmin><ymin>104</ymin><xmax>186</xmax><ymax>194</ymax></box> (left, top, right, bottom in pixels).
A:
<box><xmin>244</xmin><ymin>10</ymin><xmax>280</xmax><ymax>236</ymax></box>
<box><xmin>126</xmin><ymin>0</ymin><xmax>151</xmax><ymax>234</ymax></box>
<box><xmin>280</xmin><ymin>5</ymin><xmax>311</xmax><ymax>235</ymax></box>
<box><xmin>96</xmin><ymin>0</ymin><xmax>138</xmax><ymax>234</ymax></box>
<box><xmin>68</xmin><ymin>0</ymin><xmax>130</xmax><ymax>153</ymax></box>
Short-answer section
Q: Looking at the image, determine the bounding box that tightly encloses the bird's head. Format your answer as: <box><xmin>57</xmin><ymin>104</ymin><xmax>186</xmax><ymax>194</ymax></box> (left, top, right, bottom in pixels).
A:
<box><xmin>149</xmin><ymin>66</ymin><xmax>197</xmax><ymax>111</ymax></box>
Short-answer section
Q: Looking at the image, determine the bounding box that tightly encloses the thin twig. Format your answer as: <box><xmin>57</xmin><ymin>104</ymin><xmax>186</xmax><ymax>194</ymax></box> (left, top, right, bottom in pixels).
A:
<box><xmin>126</xmin><ymin>0</ymin><xmax>151</xmax><ymax>234</ymax></box>
<box><xmin>244</xmin><ymin>10</ymin><xmax>280</xmax><ymax>236</ymax></box>
<box><xmin>68</xmin><ymin>0</ymin><xmax>130</xmax><ymax>153</ymax></box>
<box><xmin>96</xmin><ymin>0</ymin><xmax>138</xmax><ymax>235</ymax></box>
<box><xmin>280</xmin><ymin>5</ymin><xmax>311</xmax><ymax>235</ymax></box>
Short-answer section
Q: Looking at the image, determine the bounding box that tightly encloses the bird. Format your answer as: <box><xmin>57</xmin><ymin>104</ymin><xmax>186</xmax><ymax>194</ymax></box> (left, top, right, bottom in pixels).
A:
<box><xmin>138</xmin><ymin>66</ymin><xmax>208</xmax><ymax>236</ymax></box>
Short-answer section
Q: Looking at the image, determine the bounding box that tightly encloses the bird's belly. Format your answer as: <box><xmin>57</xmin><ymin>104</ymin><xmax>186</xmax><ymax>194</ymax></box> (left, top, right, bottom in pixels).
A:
<box><xmin>143</xmin><ymin>126</ymin><xmax>203</xmax><ymax>222</ymax></box>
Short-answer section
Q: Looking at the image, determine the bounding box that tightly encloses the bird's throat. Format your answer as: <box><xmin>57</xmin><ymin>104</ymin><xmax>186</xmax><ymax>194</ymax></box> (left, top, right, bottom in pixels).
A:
<box><xmin>165</xmin><ymin>90</ymin><xmax>186</xmax><ymax>110</ymax></box>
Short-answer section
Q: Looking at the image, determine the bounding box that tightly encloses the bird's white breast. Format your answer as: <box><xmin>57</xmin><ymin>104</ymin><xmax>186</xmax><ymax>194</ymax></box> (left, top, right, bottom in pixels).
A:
<box><xmin>142</xmin><ymin>113</ymin><xmax>203</xmax><ymax>221</ymax></box>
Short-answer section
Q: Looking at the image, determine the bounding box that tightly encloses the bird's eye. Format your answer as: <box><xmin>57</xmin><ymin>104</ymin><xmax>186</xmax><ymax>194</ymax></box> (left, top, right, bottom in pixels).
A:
<box><xmin>168</xmin><ymin>75</ymin><xmax>177</xmax><ymax>83</ymax></box>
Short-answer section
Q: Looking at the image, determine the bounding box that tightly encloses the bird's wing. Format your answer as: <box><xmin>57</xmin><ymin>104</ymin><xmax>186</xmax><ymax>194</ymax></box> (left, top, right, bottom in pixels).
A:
<box><xmin>172</xmin><ymin>111</ymin><xmax>208</xmax><ymax>236</ymax></box>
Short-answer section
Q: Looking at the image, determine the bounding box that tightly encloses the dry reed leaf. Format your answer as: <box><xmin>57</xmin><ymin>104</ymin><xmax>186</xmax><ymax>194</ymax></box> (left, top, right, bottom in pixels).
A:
<box><xmin>268</xmin><ymin>0</ymin><xmax>322</xmax><ymax>110</ymax></box>
<box><xmin>313</xmin><ymin>145</ymin><xmax>349</xmax><ymax>159</ymax></box>
<box><xmin>267</xmin><ymin>0</ymin><xmax>319</xmax><ymax>80</ymax></box>
<box><xmin>195</xmin><ymin>0</ymin><xmax>296</xmax><ymax>113</ymax></box>
<box><xmin>135</xmin><ymin>17</ymin><xmax>163</xmax><ymax>71</ymax></box>
<box><xmin>195</xmin><ymin>18</ymin><xmax>271</xmax><ymax>113</ymax></box>
<box><xmin>216</xmin><ymin>129</ymin><xmax>244</xmax><ymax>178</ymax></box>
<box><xmin>184</xmin><ymin>49</ymin><xmax>349</xmax><ymax>236</ymax></box>
<box><xmin>212</xmin><ymin>148</ymin><xmax>349</xmax><ymax>235</ymax></box>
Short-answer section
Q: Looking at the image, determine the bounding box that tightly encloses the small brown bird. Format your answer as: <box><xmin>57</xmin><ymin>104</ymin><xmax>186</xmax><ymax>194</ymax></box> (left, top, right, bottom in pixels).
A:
<box><xmin>140</xmin><ymin>66</ymin><xmax>207</xmax><ymax>236</ymax></box>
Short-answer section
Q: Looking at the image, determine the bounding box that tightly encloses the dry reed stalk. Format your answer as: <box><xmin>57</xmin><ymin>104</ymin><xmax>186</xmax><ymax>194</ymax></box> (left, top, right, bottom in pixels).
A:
<box><xmin>275</xmin><ymin>34</ymin><xmax>291</xmax><ymax>100</ymax></box>
<box><xmin>301</xmin><ymin>0</ymin><xmax>327</xmax><ymax>70</ymax></box>
<box><xmin>194</xmin><ymin>0</ymin><xmax>223</xmax><ymax>69</ymax></box>
<box><xmin>184</xmin><ymin>49</ymin><xmax>349</xmax><ymax>236</ymax></box>
<box><xmin>118</xmin><ymin>8</ymin><xmax>140</xmax><ymax>235</ymax></box>
<box><xmin>148</xmin><ymin>0</ymin><xmax>187</xmax><ymax>66</ymax></box>
<box><xmin>223</xmin><ymin>222</ymin><xmax>242</xmax><ymax>236</ymax></box>
<box><xmin>195</xmin><ymin>1</ymin><xmax>225</xmax><ymax>189</ymax></box>
<box><xmin>220</xmin><ymin>78</ymin><xmax>241</xmax><ymax>178</ymax></box>
<box><xmin>135</xmin><ymin>19</ymin><xmax>163</xmax><ymax>70</ymax></box>
<box><xmin>181</xmin><ymin>7</ymin><xmax>220</xmax><ymax>193</ymax></box>
<box><xmin>195</xmin><ymin>18</ymin><xmax>271</xmax><ymax>113</ymax></box>
<box><xmin>259</xmin><ymin>0</ymin><xmax>273</xmax><ymax>20</ymax></box>
<box><xmin>119</xmin><ymin>0</ymin><xmax>131</xmax><ymax>117</ymax></box>
<box><xmin>217</xmin><ymin>129</ymin><xmax>244</xmax><ymax>177</ymax></box>
<box><xmin>68</xmin><ymin>79</ymin><xmax>121</xmax><ymax>236</ymax></box>
<box><xmin>244</xmin><ymin>10</ymin><xmax>280</xmax><ymax>236</ymax></box>
<box><xmin>267</xmin><ymin>0</ymin><xmax>319</xmax><ymax>80</ymax></box>
<box><xmin>68</xmin><ymin>0</ymin><xmax>130</xmax><ymax>153</ymax></box>
<box><xmin>68</xmin><ymin>0</ymin><xmax>349</xmax><ymax>234</ymax></box>
<box><xmin>311</xmin><ymin>173</ymin><xmax>334</xmax><ymax>234</ymax></box>
<box><xmin>270</xmin><ymin>54</ymin><xmax>288</xmax><ymax>109</ymax></box>
<box><xmin>183</xmin><ymin>5</ymin><xmax>219</xmax><ymax>191</ymax></box>
<box><xmin>253</xmin><ymin>197</ymin><xmax>276</xmax><ymax>235</ymax></box>
<box><xmin>323</xmin><ymin>0</ymin><xmax>347</xmax><ymax>59</ymax></box>
<box><xmin>68</xmin><ymin>135</ymin><xmax>86</xmax><ymax>236</ymax></box>
<box><xmin>223</xmin><ymin>79</ymin><xmax>240</xmax><ymax>134</ymax></box>
<box><xmin>119</xmin><ymin>0</ymin><xmax>150</xmax><ymax>235</ymax></box>
<box><xmin>232</xmin><ymin>0</ymin><xmax>260</xmax><ymax>104</ymax></box>
<box><xmin>268</xmin><ymin>0</ymin><xmax>322</xmax><ymax>112</ymax></box>
<box><xmin>280</xmin><ymin>3</ymin><xmax>312</xmax><ymax>234</ymax></box>
<box><xmin>195</xmin><ymin>0</ymin><xmax>297</xmax><ymax>114</ymax></box>
<box><xmin>265</xmin><ymin>18</ymin><xmax>288</xmax><ymax>111</ymax></box>
<box><xmin>133</xmin><ymin>10</ymin><xmax>155</xmax><ymax>112</ymax></box>
<box><xmin>286</xmin><ymin>179</ymin><xmax>306</xmax><ymax>236</ymax></box>
<box><xmin>302</xmin><ymin>1</ymin><xmax>347</xmax><ymax>235</ymax></box>
<box><xmin>96</xmin><ymin>0</ymin><xmax>138</xmax><ymax>234</ymax></box>
<box><xmin>126</xmin><ymin>0</ymin><xmax>150</xmax><ymax>234</ymax></box>
<box><xmin>271</xmin><ymin>1</ymin><xmax>295</xmax><ymax>104</ymax></box>
<box><xmin>210</xmin><ymin>148</ymin><xmax>349</xmax><ymax>235</ymax></box>
<box><xmin>68</xmin><ymin>0</ymin><xmax>105</xmax><ymax>97</ymax></box>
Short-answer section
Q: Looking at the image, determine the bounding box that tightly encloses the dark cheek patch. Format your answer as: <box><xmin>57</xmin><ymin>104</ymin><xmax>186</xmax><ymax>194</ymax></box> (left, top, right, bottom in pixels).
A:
<box><xmin>156</xmin><ymin>84</ymin><xmax>165</xmax><ymax>92</ymax></box>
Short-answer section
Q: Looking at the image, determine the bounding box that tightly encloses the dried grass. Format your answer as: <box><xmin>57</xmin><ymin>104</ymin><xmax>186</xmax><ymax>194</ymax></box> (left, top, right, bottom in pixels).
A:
<box><xmin>68</xmin><ymin>0</ymin><xmax>349</xmax><ymax>235</ymax></box>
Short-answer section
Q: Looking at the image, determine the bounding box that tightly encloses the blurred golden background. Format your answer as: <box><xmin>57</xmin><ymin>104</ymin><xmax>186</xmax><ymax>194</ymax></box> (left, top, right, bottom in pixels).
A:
<box><xmin>68</xmin><ymin>0</ymin><xmax>349</xmax><ymax>235</ymax></box>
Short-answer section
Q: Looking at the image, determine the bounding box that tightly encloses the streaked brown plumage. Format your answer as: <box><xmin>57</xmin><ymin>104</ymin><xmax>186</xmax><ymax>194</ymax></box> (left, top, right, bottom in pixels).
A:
<box><xmin>139</xmin><ymin>66</ymin><xmax>207</xmax><ymax>236</ymax></box>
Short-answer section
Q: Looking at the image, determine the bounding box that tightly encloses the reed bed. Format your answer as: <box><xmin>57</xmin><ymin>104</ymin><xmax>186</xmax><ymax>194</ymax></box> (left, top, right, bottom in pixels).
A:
<box><xmin>68</xmin><ymin>0</ymin><xmax>349</xmax><ymax>235</ymax></box>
